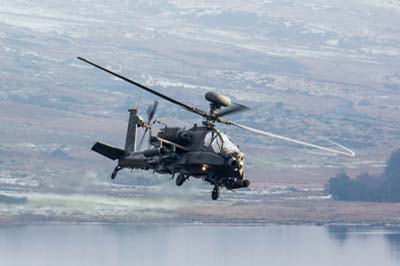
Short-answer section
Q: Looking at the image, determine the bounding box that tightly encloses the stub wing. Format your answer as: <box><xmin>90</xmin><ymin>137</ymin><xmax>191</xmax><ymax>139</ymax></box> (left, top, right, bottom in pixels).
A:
<box><xmin>155</xmin><ymin>137</ymin><xmax>191</xmax><ymax>152</ymax></box>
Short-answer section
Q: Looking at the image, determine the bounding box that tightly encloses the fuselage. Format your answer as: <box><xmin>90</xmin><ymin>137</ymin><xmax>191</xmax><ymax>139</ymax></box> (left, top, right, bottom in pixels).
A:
<box><xmin>119</xmin><ymin>125</ymin><xmax>245</xmax><ymax>180</ymax></box>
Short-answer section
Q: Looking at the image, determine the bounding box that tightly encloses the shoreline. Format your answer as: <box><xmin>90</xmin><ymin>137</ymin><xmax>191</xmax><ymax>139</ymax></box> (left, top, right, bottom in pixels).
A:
<box><xmin>2</xmin><ymin>216</ymin><xmax>400</xmax><ymax>228</ymax></box>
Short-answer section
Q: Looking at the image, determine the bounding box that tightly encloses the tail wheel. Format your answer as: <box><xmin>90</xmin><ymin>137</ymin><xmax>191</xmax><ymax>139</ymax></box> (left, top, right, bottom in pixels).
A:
<box><xmin>111</xmin><ymin>165</ymin><xmax>123</xmax><ymax>180</ymax></box>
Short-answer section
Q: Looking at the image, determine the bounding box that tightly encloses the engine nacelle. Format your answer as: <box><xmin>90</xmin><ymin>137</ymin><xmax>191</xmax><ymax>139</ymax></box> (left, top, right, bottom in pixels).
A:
<box><xmin>143</xmin><ymin>147</ymin><xmax>166</xmax><ymax>157</ymax></box>
<box><xmin>178</xmin><ymin>130</ymin><xmax>192</xmax><ymax>144</ymax></box>
<box><xmin>157</xmin><ymin>127</ymin><xmax>192</xmax><ymax>145</ymax></box>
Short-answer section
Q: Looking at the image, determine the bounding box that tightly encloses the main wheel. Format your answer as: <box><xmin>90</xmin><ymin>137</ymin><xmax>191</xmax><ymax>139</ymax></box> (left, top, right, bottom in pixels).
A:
<box><xmin>211</xmin><ymin>186</ymin><xmax>219</xmax><ymax>200</ymax></box>
<box><xmin>176</xmin><ymin>174</ymin><xmax>186</xmax><ymax>186</ymax></box>
<box><xmin>111</xmin><ymin>171</ymin><xmax>117</xmax><ymax>179</ymax></box>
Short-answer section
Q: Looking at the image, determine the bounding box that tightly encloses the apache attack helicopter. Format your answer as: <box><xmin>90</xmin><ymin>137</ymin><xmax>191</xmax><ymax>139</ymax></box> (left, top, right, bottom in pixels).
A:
<box><xmin>78</xmin><ymin>57</ymin><xmax>355</xmax><ymax>200</ymax></box>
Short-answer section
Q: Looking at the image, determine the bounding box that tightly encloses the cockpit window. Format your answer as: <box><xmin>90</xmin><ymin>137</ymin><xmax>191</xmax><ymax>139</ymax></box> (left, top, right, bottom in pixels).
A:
<box><xmin>220</xmin><ymin>132</ymin><xmax>239</xmax><ymax>153</ymax></box>
<box><xmin>204</xmin><ymin>131</ymin><xmax>239</xmax><ymax>153</ymax></box>
<box><xmin>204</xmin><ymin>131</ymin><xmax>222</xmax><ymax>152</ymax></box>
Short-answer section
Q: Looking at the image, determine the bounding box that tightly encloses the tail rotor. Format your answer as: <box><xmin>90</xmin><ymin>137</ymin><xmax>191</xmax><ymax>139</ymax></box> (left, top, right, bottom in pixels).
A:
<box><xmin>138</xmin><ymin>101</ymin><xmax>158</xmax><ymax>150</ymax></box>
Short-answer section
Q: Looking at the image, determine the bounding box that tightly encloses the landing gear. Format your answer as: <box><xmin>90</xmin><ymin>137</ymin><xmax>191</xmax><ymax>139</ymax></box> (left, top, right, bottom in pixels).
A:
<box><xmin>207</xmin><ymin>175</ymin><xmax>221</xmax><ymax>200</ymax></box>
<box><xmin>211</xmin><ymin>185</ymin><xmax>220</xmax><ymax>200</ymax></box>
<box><xmin>111</xmin><ymin>165</ymin><xmax>123</xmax><ymax>179</ymax></box>
<box><xmin>175</xmin><ymin>173</ymin><xmax>187</xmax><ymax>186</ymax></box>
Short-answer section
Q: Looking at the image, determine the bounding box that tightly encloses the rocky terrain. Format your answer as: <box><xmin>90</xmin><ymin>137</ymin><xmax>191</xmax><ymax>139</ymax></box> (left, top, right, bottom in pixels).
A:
<box><xmin>1</xmin><ymin>0</ymin><xmax>400</xmax><ymax>223</ymax></box>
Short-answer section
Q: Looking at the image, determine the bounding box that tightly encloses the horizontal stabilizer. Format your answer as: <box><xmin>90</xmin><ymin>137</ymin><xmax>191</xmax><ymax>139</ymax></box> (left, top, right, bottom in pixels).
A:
<box><xmin>91</xmin><ymin>141</ymin><xmax>125</xmax><ymax>160</ymax></box>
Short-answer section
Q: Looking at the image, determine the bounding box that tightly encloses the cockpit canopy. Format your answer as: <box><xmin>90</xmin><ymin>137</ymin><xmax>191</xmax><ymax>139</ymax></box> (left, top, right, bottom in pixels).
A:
<box><xmin>204</xmin><ymin>131</ymin><xmax>239</xmax><ymax>153</ymax></box>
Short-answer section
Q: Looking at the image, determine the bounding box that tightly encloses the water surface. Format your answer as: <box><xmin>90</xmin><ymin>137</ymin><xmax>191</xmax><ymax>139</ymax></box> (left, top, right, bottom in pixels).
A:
<box><xmin>0</xmin><ymin>224</ymin><xmax>399</xmax><ymax>266</ymax></box>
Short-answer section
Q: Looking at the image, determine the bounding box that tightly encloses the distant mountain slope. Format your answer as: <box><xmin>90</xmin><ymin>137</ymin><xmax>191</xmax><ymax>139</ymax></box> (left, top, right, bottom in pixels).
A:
<box><xmin>0</xmin><ymin>0</ymin><xmax>399</xmax><ymax>188</ymax></box>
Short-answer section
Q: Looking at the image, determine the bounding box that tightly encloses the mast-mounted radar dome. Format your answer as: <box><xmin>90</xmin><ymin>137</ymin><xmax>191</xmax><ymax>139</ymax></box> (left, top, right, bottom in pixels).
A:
<box><xmin>205</xmin><ymin>91</ymin><xmax>231</xmax><ymax>107</ymax></box>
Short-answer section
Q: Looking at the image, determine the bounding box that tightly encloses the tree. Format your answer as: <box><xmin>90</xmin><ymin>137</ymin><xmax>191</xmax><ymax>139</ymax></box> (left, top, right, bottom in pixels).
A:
<box><xmin>326</xmin><ymin>172</ymin><xmax>352</xmax><ymax>200</ymax></box>
<box><xmin>384</xmin><ymin>149</ymin><xmax>400</xmax><ymax>202</ymax></box>
<box><xmin>326</xmin><ymin>149</ymin><xmax>400</xmax><ymax>202</ymax></box>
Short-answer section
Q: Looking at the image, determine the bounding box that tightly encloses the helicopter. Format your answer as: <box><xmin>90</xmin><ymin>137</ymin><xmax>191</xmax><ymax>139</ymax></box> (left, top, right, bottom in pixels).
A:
<box><xmin>77</xmin><ymin>57</ymin><xmax>355</xmax><ymax>200</ymax></box>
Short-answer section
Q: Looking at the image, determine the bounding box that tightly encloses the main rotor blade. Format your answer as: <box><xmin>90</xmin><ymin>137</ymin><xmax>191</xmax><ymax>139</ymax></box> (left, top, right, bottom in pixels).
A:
<box><xmin>77</xmin><ymin>57</ymin><xmax>209</xmax><ymax>117</ymax></box>
<box><xmin>229</xmin><ymin>121</ymin><xmax>355</xmax><ymax>157</ymax></box>
<box><xmin>216</xmin><ymin>102</ymin><xmax>250</xmax><ymax>117</ymax></box>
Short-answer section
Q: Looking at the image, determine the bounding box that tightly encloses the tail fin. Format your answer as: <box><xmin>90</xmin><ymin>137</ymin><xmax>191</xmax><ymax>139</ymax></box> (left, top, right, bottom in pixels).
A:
<box><xmin>92</xmin><ymin>108</ymin><xmax>142</xmax><ymax>160</ymax></box>
<box><xmin>124</xmin><ymin>108</ymin><xmax>142</xmax><ymax>155</ymax></box>
<box><xmin>92</xmin><ymin>142</ymin><xmax>125</xmax><ymax>160</ymax></box>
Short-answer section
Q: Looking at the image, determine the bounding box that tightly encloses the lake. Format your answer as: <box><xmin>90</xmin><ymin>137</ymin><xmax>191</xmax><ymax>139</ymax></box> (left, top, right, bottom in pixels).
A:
<box><xmin>0</xmin><ymin>224</ymin><xmax>399</xmax><ymax>266</ymax></box>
